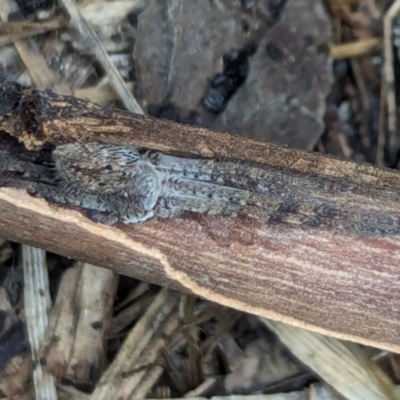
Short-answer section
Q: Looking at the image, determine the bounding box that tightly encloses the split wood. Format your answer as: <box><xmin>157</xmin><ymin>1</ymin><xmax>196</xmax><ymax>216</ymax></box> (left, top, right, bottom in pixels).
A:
<box><xmin>1</xmin><ymin>78</ymin><xmax>400</xmax><ymax>352</ymax></box>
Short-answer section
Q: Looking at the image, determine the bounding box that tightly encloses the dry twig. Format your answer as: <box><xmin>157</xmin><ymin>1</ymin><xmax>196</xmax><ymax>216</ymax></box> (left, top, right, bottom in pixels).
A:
<box><xmin>330</xmin><ymin>37</ymin><xmax>381</xmax><ymax>59</ymax></box>
<box><xmin>2</xmin><ymin>82</ymin><xmax>400</xmax><ymax>352</ymax></box>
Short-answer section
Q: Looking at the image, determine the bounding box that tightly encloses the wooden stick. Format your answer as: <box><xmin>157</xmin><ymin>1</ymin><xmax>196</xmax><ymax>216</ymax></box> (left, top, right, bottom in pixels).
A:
<box><xmin>2</xmin><ymin>79</ymin><xmax>400</xmax><ymax>352</ymax></box>
<box><xmin>330</xmin><ymin>38</ymin><xmax>381</xmax><ymax>60</ymax></box>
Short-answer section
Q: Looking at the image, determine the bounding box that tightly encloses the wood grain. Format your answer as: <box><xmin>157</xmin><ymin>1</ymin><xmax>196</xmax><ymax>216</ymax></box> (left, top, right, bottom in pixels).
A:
<box><xmin>1</xmin><ymin>78</ymin><xmax>400</xmax><ymax>351</ymax></box>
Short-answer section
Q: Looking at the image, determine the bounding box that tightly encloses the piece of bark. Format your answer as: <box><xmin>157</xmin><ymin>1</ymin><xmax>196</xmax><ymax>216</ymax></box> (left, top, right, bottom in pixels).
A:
<box><xmin>40</xmin><ymin>266</ymin><xmax>80</xmax><ymax>379</ymax></box>
<box><xmin>134</xmin><ymin>0</ymin><xmax>332</xmax><ymax>150</ymax></box>
<box><xmin>40</xmin><ymin>262</ymin><xmax>118</xmax><ymax>385</ymax></box>
<box><xmin>133</xmin><ymin>0</ymin><xmax>262</xmax><ymax>116</ymax></box>
<box><xmin>213</xmin><ymin>0</ymin><xmax>333</xmax><ymax>150</ymax></box>
<box><xmin>2</xmin><ymin>80</ymin><xmax>400</xmax><ymax>351</ymax></box>
<box><xmin>64</xmin><ymin>263</ymin><xmax>118</xmax><ymax>385</ymax></box>
<box><xmin>90</xmin><ymin>289</ymin><xmax>180</xmax><ymax>399</ymax></box>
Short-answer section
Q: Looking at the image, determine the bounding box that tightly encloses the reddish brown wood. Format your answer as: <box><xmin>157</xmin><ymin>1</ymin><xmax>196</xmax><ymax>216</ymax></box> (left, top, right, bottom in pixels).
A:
<box><xmin>1</xmin><ymin>79</ymin><xmax>400</xmax><ymax>351</ymax></box>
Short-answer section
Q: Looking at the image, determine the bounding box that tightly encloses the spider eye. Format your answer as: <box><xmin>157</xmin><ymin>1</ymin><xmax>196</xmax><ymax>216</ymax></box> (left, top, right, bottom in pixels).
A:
<box><xmin>104</xmin><ymin>164</ymin><xmax>113</xmax><ymax>171</ymax></box>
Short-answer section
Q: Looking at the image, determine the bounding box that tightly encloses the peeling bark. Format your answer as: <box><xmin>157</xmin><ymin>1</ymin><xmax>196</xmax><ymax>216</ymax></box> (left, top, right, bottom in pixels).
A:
<box><xmin>1</xmin><ymin>78</ymin><xmax>400</xmax><ymax>351</ymax></box>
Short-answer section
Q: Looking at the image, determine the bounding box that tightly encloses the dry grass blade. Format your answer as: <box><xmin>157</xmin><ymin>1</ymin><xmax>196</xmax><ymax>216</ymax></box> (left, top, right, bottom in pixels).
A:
<box><xmin>110</xmin><ymin>293</ymin><xmax>155</xmax><ymax>337</ymax></box>
<box><xmin>0</xmin><ymin>19</ymin><xmax>65</xmax><ymax>47</ymax></box>
<box><xmin>89</xmin><ymin>289</ymin><xmax>180</xmax><ymax>399</ymax></box>
<box><xmin>22</xmin><ymin>244</ymin><xmax>57</xmax><ymax>400</ymax></box>
<box><xmin>262</xmin><ymin>318</ymin><xmax>400</xmax><ymax>400</ymax></box>
<box><xmin>331</xmin><ymin>38</ymin><xmax>381</xmax><ymax>59</ymax></box>
<box><xmin>59</xmin><ymin>0</ymin><xmax>143</xmax><ymax>113</ymax></box>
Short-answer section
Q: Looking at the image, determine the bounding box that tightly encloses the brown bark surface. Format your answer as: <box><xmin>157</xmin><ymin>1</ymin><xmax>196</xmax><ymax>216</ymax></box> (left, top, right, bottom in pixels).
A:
<box><xmin>1</xmin><ymin>78</ymin><xmax>400</xmax><ymax>351</ymax></box>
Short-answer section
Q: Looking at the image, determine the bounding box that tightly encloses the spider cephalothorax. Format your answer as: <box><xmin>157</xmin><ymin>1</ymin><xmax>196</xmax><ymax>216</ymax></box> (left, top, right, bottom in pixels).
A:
<box><xmin>52</xmin><ymin>142</ymin><xmax>162</xmax><ymax>223</ymax></box>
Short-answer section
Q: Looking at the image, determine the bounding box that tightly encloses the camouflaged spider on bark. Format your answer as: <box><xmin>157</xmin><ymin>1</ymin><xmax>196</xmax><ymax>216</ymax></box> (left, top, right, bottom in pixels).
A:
<box><xmin>51</xmin><ymin>142</ymin><xmax>400</xmax><ymax>236</ymax></box>
<box><xmin>52</xmin><ymin>142</ymin><xmax>249</xmax><ymax>225</ymax></box>
<box><xmin>52</xmin><ymin>142</ymin><xmax>162</xmax><ymax>224</ymax></box>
